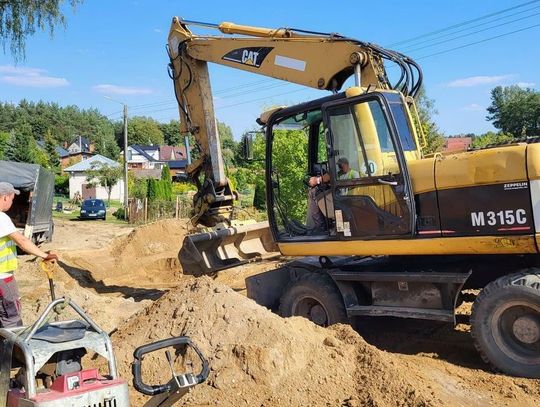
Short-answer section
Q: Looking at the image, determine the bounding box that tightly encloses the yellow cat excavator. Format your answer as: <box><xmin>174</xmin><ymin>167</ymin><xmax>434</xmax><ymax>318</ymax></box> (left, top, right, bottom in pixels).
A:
<box><xmin>168</xmin><ymin>17</ymin><xmax>540</xmax><ymax>378</ymax></box>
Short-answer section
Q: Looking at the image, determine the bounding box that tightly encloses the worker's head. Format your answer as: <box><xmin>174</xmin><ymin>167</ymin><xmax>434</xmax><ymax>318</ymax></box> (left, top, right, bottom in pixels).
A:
<box><xmin>337</xmin><ymin>157</ymin><xmax>350</xmax><ymax>174</ymax></box>
<box><xmin>0</xmin><ymin>182</ymin><xmax>19</xmax><ymax>212</ymax></box>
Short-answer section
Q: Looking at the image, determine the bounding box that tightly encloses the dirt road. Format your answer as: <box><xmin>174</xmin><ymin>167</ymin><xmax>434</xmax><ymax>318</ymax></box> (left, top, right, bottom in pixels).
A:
<box><xmin>14</xmin><ymin>218</ymin><xmax>540</xmax><ymax>406</ymax></box>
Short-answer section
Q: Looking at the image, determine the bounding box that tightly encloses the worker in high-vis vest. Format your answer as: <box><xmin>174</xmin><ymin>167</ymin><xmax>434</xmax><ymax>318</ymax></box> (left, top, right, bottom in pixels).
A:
<box><xmin>0</xmin><ymin>182</ymin><xmax>58</xmax><ymax>327</ymax></box>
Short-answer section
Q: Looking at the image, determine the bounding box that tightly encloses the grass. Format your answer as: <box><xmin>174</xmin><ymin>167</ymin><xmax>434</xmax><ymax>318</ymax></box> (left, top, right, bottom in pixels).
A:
<box><xmin>52</xmin><ymin>196</ymin><xmax>128</xmax><ymax>225</ymax></box>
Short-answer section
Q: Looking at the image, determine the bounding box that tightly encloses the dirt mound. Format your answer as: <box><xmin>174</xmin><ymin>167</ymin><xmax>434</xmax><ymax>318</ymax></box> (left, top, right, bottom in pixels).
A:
<box><xmin>61</xmin><ymin>219</ymin><xmax>190</xmax><ymax>290</ymax></box>
<box><xmin>112</xmin><ymin>277</ymin><xmax>437</xmax><ymax>407</ymax></box>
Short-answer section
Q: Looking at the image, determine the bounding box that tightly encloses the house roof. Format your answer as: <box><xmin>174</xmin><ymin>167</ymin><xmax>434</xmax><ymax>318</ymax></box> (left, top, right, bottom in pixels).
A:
<box><xmin>36</xmin><ymin>141</ymin><xmax>70</xmax><ymax>158</ymax></box>
<box><xmin>64</xmin><ymin>154</ymin><xmax>119</xmax><ymax>172</ymax></box>
<box><xmin>130</xmin><ymin>144</ymin><xmax>160</xmax><ymax>162</ymax></box>
<box><xmin>70</xmin><ymin>135</ymin><xmax>92</xmax><ymax>152</ymax></box>
<box><xmin>159</xmin><ymin>146</ymin><xmax>185</xmax><ymax>161</ymax></box>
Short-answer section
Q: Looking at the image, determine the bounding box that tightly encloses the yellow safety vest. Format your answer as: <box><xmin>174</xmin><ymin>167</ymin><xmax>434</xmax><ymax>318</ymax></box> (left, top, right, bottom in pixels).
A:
<box><xmin>0</xmin><ymin>236</ymin><xmax>17</xmax><ymax>274</ymax></box>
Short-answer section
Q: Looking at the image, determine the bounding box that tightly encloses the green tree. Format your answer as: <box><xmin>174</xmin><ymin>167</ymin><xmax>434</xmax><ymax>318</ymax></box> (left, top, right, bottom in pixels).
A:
<box><xmin>0</xmin><ymin>131</ymin><xmax>10</xmax><ymax>159</ymax></box>
<box><xmin>125</xmin><ymin>116</ymin><xmax>164</xmax><ymax>146</ymax></box>
<box><xmin>487</xmin><ymin>85</ymin><xmax>540</xmax><ymax>137</ymax></box>
<box><xmin>44</xmin><ymin>130</ymin><xmax>60</xmax><ymax>171</ymax></box>
<box><xmin>471</xmin><ymin>131</ymin><xmax>514</xmax><ymax>149</ymax></box>
<box><xmin>159</xmin><ymin>120</ymin><xmax>182</xmax><ymax>146</ymax></box>
<box><xmin>147</xmin><ymin>178</ymin><xmax>158</xmax><ymax>201</ymax></box>
<box><xmin>218</xmin><ymin>120</ymin><xmax>236</xmax><ymax>167</ymax></box>
<box><xmin>0</xmin><ymin>0</ymin><xmax>83</xmax><ymax>61</ymax></box>
<box><xmin>6</xmin><ymin>124</ymin><xmax>36</xmax><ymax>163</ymax></box>
<box><xmin>415</xmin><ymin>88</ymin><xmax>445</xmax><ymax>154</ymax></box>
<box><xmin>160</xmin><ymin>165</ymin><xmax>173</xmax><ymax>201</ymax></box>
<box><xmin>85</xmin><ymin>161</ymin><xmax>122</xmax><ymax>205</ymax></box>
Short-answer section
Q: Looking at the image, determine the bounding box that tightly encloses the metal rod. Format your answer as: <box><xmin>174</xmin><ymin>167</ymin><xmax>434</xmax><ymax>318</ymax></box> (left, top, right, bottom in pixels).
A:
<box><xmin>179</xmin><ymin>18</ymin><xmax>219</xmax><ymax>29</ymax></box>
<box><xmin>354</xmin><ymin>63</ymin><xmax>362</xmax><ymax>87</ymax></box>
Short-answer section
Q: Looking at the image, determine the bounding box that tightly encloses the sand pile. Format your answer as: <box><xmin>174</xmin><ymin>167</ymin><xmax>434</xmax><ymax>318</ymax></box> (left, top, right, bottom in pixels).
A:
<box><xmin>61</xmin><ymin>219</ymin><xmax>190</xmax><ymax>288</ymax></box>
<box><xmin>112</xmin><ymin>276</ymin><xmax>438</xmax><ymax>407</ymax></box>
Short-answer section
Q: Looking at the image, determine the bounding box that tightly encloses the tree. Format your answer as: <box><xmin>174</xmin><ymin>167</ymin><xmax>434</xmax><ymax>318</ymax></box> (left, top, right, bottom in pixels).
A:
<box><xmin>44</xmin><ymin>129</ymin><xmax>60</xmax><ymax>171</ymax></box>
<box><xmin>85</xmin><ymin>161</ymin><xmax>122</xmax><ymax>205</ymax></box>
<box><xmin>415</xmin><ymin>88</ymin><xmax>445</xmax><ymax>154</ymax></box>
<box><xmin>218</xmin><ymin>120</ymin><xmax>236</xmax><ymax>167</ymax></box>
<box><xmin>6</xmin><ymin>124</ymin><xmax>36</xmax><ymax>163</ymax></box>
<box><xmin>487</xmin><ymin>85</ymin><xmax>540</xmax><ymax>137</ymax></box>
<box><xmin>159</xmin><ymin>120</ymin><xmax>182</xmax><ymax>146</ymax></box>
<box><xmin>471</xmin><ymin>131</ymin><xmax>513</xmax><ymax>149</ymax></box>
<box><xmin>0</xmin><ymin>0</ymin><xmax>83</xmax><ymax>61</ymax></box>
<box><xmin>0</xmin><ymin>131</ymin><xmax>10</xmax><ymax>159</ymax></box>
<box><xmin>125</xmin><ymin>116</ymin><xmax>164</xmax><ymax>146</ymax></box>
<box><xmin>160</xmin><ymin>165</ymin><xmax>173</xmax><ymax>201</ymax></box>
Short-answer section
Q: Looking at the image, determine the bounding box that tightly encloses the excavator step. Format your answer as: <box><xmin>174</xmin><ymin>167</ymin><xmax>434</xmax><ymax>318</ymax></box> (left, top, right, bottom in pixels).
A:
<box><xmin>346</xmin><ymin>305</ymin><xmax>454</xmax><ymax>322</ymax></box>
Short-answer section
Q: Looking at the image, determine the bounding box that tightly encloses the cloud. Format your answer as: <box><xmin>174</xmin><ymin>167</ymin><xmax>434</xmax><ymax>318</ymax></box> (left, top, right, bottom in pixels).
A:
<box><xmin>446</xmin><ymin>75</ymin><xmax>514</xmax><ymax>88</ymax></box>
<box><xmin>0</xmin><ymin>65</ymin><xmax>69</xmax><ymax>87</ymax></box>
<box><xmin>93</xmin><ymin>84</ymin><xmax>154</xmax><ymax>96</ymax></box>
<box><xmin>461</xmin><ymin>103</ymin><xmax>483</xmax><ymax>111</ymax></box>
<box><xmin>153</xmin><ymin>28</ymin><xmax>162</xmax><ymax>33</ymax></box>
<box><xmin>516</xmin><ymin>82</ymin><xmax>535</xmax><ymax>88</ymax></box>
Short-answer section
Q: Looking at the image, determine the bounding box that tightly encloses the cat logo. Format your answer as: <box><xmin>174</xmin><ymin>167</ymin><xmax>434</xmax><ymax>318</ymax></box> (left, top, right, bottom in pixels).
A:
<box><xmin>222</xmin><ymin>47</ymin><xmax>273</xmax><ymax>68</ymax></box>
<box><xmin>242</xmin><ymin>50</ymin><xmax>259</xmax><ymax>66</ymax></box>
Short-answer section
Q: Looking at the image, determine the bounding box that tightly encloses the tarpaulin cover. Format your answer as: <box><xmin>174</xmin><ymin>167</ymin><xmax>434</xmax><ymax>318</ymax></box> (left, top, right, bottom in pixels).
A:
<box><xmin>0</xmin><ymin>160</ymin><xmax>54</xmax><ymax>228</ymax></box>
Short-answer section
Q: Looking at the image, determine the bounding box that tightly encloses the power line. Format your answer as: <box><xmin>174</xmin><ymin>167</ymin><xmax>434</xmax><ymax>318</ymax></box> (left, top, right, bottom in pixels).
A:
<box><xmin>404</xmin><ymin>11</ymin><xmax>540</xmax><ymax>54</ymax></box>
<box><xmin>416</xmin><ymin>22</ymin><xmax>540</xmax><ymax>60</ymax></box>
<box><xmin>400</xmin><ymin>5</ymin><xmax>540</xmax><ymax>52</ymax></box>
<box><xmin>387</xmin><ymin>0</ymin><xmax>540</xmax><ymax>47</ymax></box>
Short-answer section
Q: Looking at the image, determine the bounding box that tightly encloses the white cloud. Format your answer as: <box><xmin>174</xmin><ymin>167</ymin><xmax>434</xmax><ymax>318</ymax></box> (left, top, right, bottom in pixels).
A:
<box><xmin>153</xmin><ymin>28</ymin><xmax>162</xmax><ymax>33</ymax></box>
<box><xmin>461</xmin><ymin>103</ymin><xmax>483</xmax><ymax>111</ymax></box>
<box><xmin>516</xmin><ymin>82</ymin><xmax>535</xmax><ymax>88</ymax></box>
<box><xmin>446</xmin><ymin>75</ymin><xmax>514</xmax><ymax>88</ymax></box>
<box><xmin>93</xmin><ymin>84</ymin><xmax>154</xmax><ymax>96</ymax></box>
<box><xmin>0</xmin><ymin>65</ymin><xmax>69</xmax><ymax>87</ymax></box>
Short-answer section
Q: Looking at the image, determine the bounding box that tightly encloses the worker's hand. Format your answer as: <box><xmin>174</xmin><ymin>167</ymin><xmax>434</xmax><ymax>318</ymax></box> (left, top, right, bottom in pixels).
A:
<box><xmin>308</xmin><ymin>176</ymin><xmax>320</xmax><ymax>188</ymax></box>
<box><xmin>43</xmin><ymin>252</ymin><xmax>59</xmax><ymax>262</ymax></box>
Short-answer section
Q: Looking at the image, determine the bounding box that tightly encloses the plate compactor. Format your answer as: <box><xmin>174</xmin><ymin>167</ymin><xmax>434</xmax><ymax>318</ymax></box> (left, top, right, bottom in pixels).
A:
<box><xmin>0</xmin><ymin>297</ymin><xmax>209</xmax><ymax>407</ymax></box>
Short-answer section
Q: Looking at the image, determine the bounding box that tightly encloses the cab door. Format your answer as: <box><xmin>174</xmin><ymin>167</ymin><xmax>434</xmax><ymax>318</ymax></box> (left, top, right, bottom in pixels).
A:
<box><xmin>322</xmin><ymin>92</ymin><xmax>415</xmax><ymax>238</ymax></box>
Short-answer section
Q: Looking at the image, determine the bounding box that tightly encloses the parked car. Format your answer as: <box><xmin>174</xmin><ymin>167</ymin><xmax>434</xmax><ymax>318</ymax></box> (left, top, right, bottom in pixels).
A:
<box><xmin>79</xmin><ymin>199</ymin><xmax>107</xmax><ymax>220</ymax></box>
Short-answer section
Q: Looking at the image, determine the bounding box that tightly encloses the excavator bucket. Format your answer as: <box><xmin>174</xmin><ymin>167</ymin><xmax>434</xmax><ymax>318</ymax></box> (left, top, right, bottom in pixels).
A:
<box><xmin>179</xmin><ymin>221</ymin><xmax>280</xmax><ymax>276</ymax></box>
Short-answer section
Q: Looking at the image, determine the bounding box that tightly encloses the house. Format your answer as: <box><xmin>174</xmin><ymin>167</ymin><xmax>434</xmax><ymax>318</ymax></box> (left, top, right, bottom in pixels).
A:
<box><xmin>67</xmin><ymin>135</ymin><xmax>94</xmax><ymax>154</ymax></box>
<box><xmin>126</xmin><ymin>145</ymin><xmax>162</xmax><ymax>170</ymax></box>
<box><xmin>36</xmin><ymin>140</ymin><xmax>70</xmax><ymax>162</ymax></box>
<box><xmin>64</xmin><ymin>154</ymin><xmax>124</xmax><ymax>201</ymax></box>
<box><xmin>444</xmin><ymin>137</ymin><xmax>472</xmax><ymax>152</ymax></box>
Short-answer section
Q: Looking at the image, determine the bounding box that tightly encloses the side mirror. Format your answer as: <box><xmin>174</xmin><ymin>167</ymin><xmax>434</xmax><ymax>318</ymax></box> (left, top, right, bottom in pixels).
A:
<box><xmin>241</xmin><ymin>133</ymin><xmax>254</xmax><ymax>160</ymax></box>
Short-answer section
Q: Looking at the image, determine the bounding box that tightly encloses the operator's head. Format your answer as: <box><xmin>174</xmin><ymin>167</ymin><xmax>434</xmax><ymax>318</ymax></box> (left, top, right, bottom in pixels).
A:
<box><xmin>0</xmin><ymin>182</ymin><xmax>19</xmax><ymax>212</ymax></box>
<box><xmin>337</xmin><ymin>157</ymin><xmax>350</xmax><ymax>173</ymax></box>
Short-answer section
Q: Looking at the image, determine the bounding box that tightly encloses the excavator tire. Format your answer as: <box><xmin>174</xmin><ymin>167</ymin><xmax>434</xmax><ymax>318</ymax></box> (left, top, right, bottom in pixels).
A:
<box><xmin>279</xmin><ymin>272</ymin><xmax>348</xmax><ymax>327</ymax></box>
<box><xmin>471</xmin><ymin>270</ymin><xmax>540</xmax><ymax>378</ymax></box>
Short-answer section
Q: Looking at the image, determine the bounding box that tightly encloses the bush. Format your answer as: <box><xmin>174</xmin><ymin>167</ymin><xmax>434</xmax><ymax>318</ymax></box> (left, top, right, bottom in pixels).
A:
<box><xmin>253</xmin><ymin>178</ymin><xmax>266</xmax><ymax>210</ymax></box>
<box><xmin>54</xmin><ymin>174</ymin><xmax>69</xmax><ymax>195</ymax></box>
<box><xmin>114</xmin><ymin>207</ymin><xmax>126</xmax><ymax>219</ymax></box>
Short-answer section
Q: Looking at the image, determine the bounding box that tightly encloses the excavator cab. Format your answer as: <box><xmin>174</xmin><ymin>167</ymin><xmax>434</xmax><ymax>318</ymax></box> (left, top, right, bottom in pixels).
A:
<box><xmin>265</xmin><ymin>88</ymin><xmax>416</xmax><ymax>242</ymax></box>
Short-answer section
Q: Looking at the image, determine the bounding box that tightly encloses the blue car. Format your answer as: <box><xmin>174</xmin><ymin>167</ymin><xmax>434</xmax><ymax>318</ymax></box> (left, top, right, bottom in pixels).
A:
<box><xmin>79</xmin><ymin>199</ymin><xmax>107</xmax><ymax>220</ymax></box>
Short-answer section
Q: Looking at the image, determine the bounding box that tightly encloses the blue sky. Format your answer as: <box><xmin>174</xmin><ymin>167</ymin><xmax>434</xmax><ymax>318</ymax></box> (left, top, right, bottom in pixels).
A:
<box><xmin>1</xmin><ymin>0</ymin><xmax>539</xmax><ymax>139</ymax></box>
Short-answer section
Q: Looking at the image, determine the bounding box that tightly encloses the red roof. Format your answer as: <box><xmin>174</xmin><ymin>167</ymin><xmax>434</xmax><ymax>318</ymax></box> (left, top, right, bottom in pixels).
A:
<box><xmin>159</xmin><ymin>146</ymin><xmax>186</xmax><ymax>161</ymax></box>
<box><xmin>444</xmin><ymin>137</ymin><xmax>472</xmax><ymax>152</ymax></box>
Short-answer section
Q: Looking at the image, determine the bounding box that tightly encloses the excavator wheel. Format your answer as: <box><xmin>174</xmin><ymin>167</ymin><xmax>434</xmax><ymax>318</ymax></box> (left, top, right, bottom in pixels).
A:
<box><xmin>279</xmin><ymin>272</ymin><xmax>348</xmax><ymax>327</ymax></box>
<box><xmin>471</xmin><ymin>270</ymin><xmax>540</xmax><ymax>378</ymax></box>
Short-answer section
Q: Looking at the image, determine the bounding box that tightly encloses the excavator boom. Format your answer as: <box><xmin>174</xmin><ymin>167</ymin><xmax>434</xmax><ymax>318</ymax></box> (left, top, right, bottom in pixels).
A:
<box><xmin>167</xmin><ymin>17</ymin><xmax>422</xmax><ymax>227</ymax></box>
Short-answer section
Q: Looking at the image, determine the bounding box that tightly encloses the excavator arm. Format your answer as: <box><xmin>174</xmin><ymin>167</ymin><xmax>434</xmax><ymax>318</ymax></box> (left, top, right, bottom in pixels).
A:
<box><xmin>167</xmin><ymin>17</ymin><xmax>422</xmax><ymax>227</ymax></box>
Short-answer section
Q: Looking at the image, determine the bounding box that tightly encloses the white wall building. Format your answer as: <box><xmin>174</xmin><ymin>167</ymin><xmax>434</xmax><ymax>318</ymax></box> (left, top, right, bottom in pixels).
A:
<box><xmin>64</xmin><ymin>155</ymin><xmax>125</xmax><ymax>201</ymax></box>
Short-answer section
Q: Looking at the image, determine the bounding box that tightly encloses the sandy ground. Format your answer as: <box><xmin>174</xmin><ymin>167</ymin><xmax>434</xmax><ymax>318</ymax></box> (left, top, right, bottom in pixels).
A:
<box><xmin>13</xmin><ymin>218</ymin><xmax>540</xmax><ymax>406</ymax></box>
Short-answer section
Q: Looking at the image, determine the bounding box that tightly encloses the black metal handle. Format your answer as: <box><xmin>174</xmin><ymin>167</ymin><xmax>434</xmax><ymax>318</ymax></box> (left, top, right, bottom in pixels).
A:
<box><xmin>132</xmin><ymin>336</ymin><xmax>209</xmax><ymax>396</ymax></box>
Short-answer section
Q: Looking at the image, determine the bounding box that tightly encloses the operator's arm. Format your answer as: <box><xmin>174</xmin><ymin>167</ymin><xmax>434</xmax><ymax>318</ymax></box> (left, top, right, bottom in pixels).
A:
<box><xmin>8</xmin><ymin>231</ymin><xmax>56</xmax><ymax>260</ymax></box>
<box><xmin>308</xmin><ymin>174</ymin><xmax>330</xmax><ymax>187</ymax></box>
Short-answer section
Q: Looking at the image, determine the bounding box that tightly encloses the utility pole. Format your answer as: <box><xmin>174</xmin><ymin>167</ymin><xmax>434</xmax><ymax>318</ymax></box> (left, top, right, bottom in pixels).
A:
<box><xmin>122</xmin><ymin>104</ymin><xmax>129</xmax><ymax>210</ymax></box>
<box><xmin>104</xmin><ymin>96</ymin><xmax>129</xmax><ymax>214</ymax></box>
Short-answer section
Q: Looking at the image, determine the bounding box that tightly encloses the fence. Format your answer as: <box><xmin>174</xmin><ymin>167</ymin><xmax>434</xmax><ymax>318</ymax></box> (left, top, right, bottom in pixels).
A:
<box><xmin>128</xmin><ymin>195</ymin><xmax>192</xmax><ymax>224</ymax></box>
